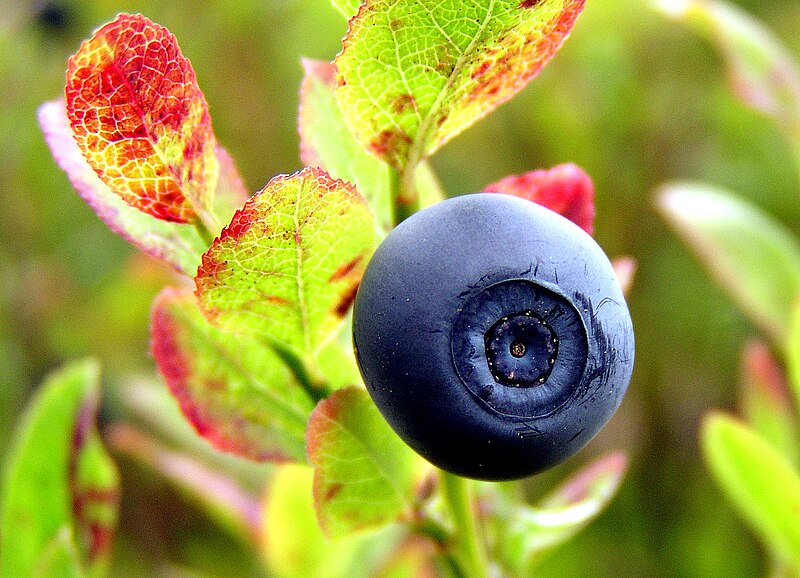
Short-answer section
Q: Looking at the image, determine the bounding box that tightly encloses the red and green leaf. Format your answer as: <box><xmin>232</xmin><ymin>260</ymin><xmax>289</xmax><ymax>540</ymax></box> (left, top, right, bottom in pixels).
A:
<box><xmin>39</xmin><ymin>99</ymin><xmax>208</xmax><ymax>276</ymax></box>
<box><xmin>195</xmin><ymin>167</ymin><xmax>377</xmax><ymax>359</ymax></box>
<box><xmin>151</xmin><ymin>287</ymin><xmax>314</xmax><ymax>462</ymax></box>
<box><xmin>65</xmin><ymin>13</ymin><xmax>219</xmax><ymax>223</ymax></box>
<box><xmin>306</xmin><ymin>387</ymin><xmax>418</xmax><ymax>538</ymax></box>
<box><xmin>335</xmin><ymin>0</ymin><xmax>585</xmax><ymax>170</ymax></box>
<box><xmin>0</xmin><ymin>360</ymin><xmax>119</xmax><ymax>578</ymax></box>
<box><xmin>483</xmin><ymin>163</ymin><xmax>595</xmax><ymax>234</ymax></box>
<box><xmin>298</xmin><ymin>59</ymin><xmax>443</xmax><ymax>232</ymax></box>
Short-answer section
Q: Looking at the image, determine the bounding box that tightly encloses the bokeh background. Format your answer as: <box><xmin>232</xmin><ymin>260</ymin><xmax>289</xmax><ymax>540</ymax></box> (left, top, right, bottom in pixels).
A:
<box><xmin>2</xmin><ymin>0</ymin><xmax>800</xmax><ymax>575</ymax></box>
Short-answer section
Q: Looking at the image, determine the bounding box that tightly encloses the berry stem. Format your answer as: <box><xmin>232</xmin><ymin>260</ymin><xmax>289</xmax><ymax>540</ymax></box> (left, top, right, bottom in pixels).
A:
<box><xmin>390</xmin><ymin>164</ymin><xmax>420</xmax><ymax>226</ymax></box>
<box><xmin>439</xmin><ymin>470</ymin><xmax>488</xmax><ymax>578</ymax></box>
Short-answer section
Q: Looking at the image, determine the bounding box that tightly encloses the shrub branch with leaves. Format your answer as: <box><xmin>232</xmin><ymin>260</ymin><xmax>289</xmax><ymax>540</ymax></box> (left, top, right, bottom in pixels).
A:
<box><xmin>1</xmin><ymin>3</ymin><xmax>633</xmax><ymax>577</ymax></box>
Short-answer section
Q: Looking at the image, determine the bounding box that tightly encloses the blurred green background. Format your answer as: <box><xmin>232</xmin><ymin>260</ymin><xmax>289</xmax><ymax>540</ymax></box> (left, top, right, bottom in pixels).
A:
<box><xmin>2</xmin><ymin>0</ymin><xmax>800</xmax><ymax>575</ymax></box>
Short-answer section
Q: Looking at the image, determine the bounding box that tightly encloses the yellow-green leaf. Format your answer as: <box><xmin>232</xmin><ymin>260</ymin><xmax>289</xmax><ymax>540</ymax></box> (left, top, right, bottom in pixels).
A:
<box><xmin>702</xmin><ymin>413</ymin><xmax>800</xmax><ymax>566</ymax></box>
<box><xmin>658</xmin><ymin>183</ymin><xmax>800</xmax><ymax>344</ymax></box>
<box><xmin>335</xmin><ymin>0</ymin><xmax>585</xmax><ymax>170</ymax></box>
<box><xmin>195</xmin><ymin>167</ymin><xmax>377</xmax><ymax>359</ymax></box>
<box><xmin>261</xmin><ymin>464</ymin><xmax>410</xmax><ymax>578</ymax></box>
<box><xmin>306</xmin><ymin>387</ymin><xmax>417</xmax><ymax>538</ymax></box>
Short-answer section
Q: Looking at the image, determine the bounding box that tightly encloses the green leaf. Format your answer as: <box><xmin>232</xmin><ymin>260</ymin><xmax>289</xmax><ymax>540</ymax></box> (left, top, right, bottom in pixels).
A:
<box><xmin>739</xmin><ymin>340</ymin><xmax>800</xmax><ymax>467</ymax></box>
<box><xmin>151</xmin><ymin>287</ymin><xmax>314</xmax><ymax>462</ymax></box>
<box><xmin>262</xmin><ymin>464</ymin><xmax>411</xmax><ymax>578</ymax></box>
<box><xmin>658</xmin><ymin>183</ymin><xmax>800</xmax><ymax>344</ymax></box>
<box><xmin>298</xmin><ymin>59</ymin><xmax>443</xmax><ymax>232</ymax></box>
<box><xmin>0</xmin><ymin>359</ymin><xmax>120</xmax><ymax>578</ymax></box>
<box><xmin>335</xmin><ymin>0</ymin><xmax>585</xmax><ymax>170</ymax></box>
<box><xmin>787</xmin><ymin>302</ymin><xmax>800</xmax><ymax>416</ymax></box>
<box><xmin>702</xmin><ymin>413</ymin><xmax>800</xmax><ymax>566</ymax></box>
<box><xmin>306</xmin><ymin>387</ymin><xmax>417</xmax><ymax>538</ymax></box>
<box><xmin>195</xmin><ymin>167</ymin><xmax>377</xmax><ymax>360</ymax></box>
<box><xmin>652</xmin><ymin>0</ymin><xmax>800</xmax><ymax>136</ymax></box>
<box><xmin>495</xmin><ymin>452</ymin><xmax>627</xmax><ymax>573</ymax></box>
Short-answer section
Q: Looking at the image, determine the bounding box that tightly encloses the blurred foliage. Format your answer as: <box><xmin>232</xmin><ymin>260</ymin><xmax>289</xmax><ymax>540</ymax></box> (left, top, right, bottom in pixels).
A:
<box><xmin>3</xmin><ymin>0</ymin><xmax>800</xmax><ymax>575</ymax></box>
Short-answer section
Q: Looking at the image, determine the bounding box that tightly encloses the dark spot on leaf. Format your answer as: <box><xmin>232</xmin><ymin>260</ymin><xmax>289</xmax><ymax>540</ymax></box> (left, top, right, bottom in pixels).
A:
<box><xmin>333</xmin><ymin>281</ymin><xmax>360</xmax><ymax>318</ymax></box>
<box><xmin>263</xmin><ymin>295</ymin><xmax>292</xmax><ymax>307</ymax></box>
<box><xmin>88</xmin><ymin>521</ymin><xmax>115</xmax><ymax>559</ymax></box>
<box><xmin>471</xmin><ymin>60</ymin><xmax>491</xmax><ymax>80</ymax></box>
<box><xmin>325</xmin><ymin>482</ymin><xmax>344</xmax><ymax>501</ymax></box>
<box><xmin>329</xmin><ymin>255</ymin><xmax>364</xmax><ymax>283</ymax></box>
<box><xmin>369</xmin><ymin>128</ymin><xmax>412</xmax><ymax>157</ymax></box>
<box><xmin>519</xmin><ymin>0</ymin><xmax>543</xmax><ymax>8</ymax></box>
<box><xmin>391</xmin><ymin>93</ymin><xmax>418</xmax><ymax>114</ymax></box>
<box><xmin>389</xmin><ymin>18</ymin><xmax>402</xmax><ymax>30</ymax></box>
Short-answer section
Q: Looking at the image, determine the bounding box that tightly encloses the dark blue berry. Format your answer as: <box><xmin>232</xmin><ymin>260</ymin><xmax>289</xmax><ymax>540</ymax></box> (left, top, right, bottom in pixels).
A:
<box><xmin>352</xmin><ymin>193</ymin><xmax>634</xmax><ymax>481</ymax></box>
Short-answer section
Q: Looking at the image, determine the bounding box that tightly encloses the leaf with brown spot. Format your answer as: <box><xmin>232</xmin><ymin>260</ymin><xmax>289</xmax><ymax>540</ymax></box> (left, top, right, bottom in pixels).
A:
<box><xmin>151</xmin><ymin>287</ymin><xmax>314</xmax><ymax>463</ymax></box>
<box><xmin>335</xmin><ymin>0</ymin><xmax>585</xmax><ymax>170</ymax></box>
<box><xmin>298</xmin><ymin>59</ymin><xmax>444</xmax><ymax>231</ymax></box>
<box><xmin>306</xmin><ymin>387</ymin><xmax>417</xmax><ymax>538</ymax></box>
<box><xmin>195</xmin><ymin>167</ymin><xmax>377</xmax><ymax>360</ymax></box>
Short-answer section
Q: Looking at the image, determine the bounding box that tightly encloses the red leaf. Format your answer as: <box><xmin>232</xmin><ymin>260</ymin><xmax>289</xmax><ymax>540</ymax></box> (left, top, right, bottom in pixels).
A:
<box><xmin>483</xmin><ymin>163</ymin><xmax>595</xmax><ymax>235</ymax></box>
<box><xmin>150</xmin><ymin>287</ymin><xmax>312</xmax><ymax>462</ymax></box>
<box><xmin>65</xmin><ymin>13</ymin><xmax>218</xmax><ymax>223</ymax></box>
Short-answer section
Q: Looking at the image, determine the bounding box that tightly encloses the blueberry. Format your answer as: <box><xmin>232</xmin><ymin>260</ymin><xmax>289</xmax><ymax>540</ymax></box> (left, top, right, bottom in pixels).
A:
<box><xmin>352</xmin><ymin>193</ymin><xmax>634</xmax><ymax>481</ymax></box>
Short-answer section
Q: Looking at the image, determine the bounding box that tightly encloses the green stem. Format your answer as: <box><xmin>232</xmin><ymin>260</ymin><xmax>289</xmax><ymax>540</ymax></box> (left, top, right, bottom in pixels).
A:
<box><xmin>194</xmin><ymin>218</ymin><xmax>216</xmax><ymax>248</ymax></box>
<box><xmin>390</xmin><ymin>163</ymin><xmax>421</xmax><ymax>226</ymax></box>
<box><xmin>269</xmin><ymin>342</ymin><xmax>329</xmax><ymax>404</ymax></box>
<box><xmin>439</xmin><ymin>470</ymin><xmax>488</xmax><ymax>578</ymax></box>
